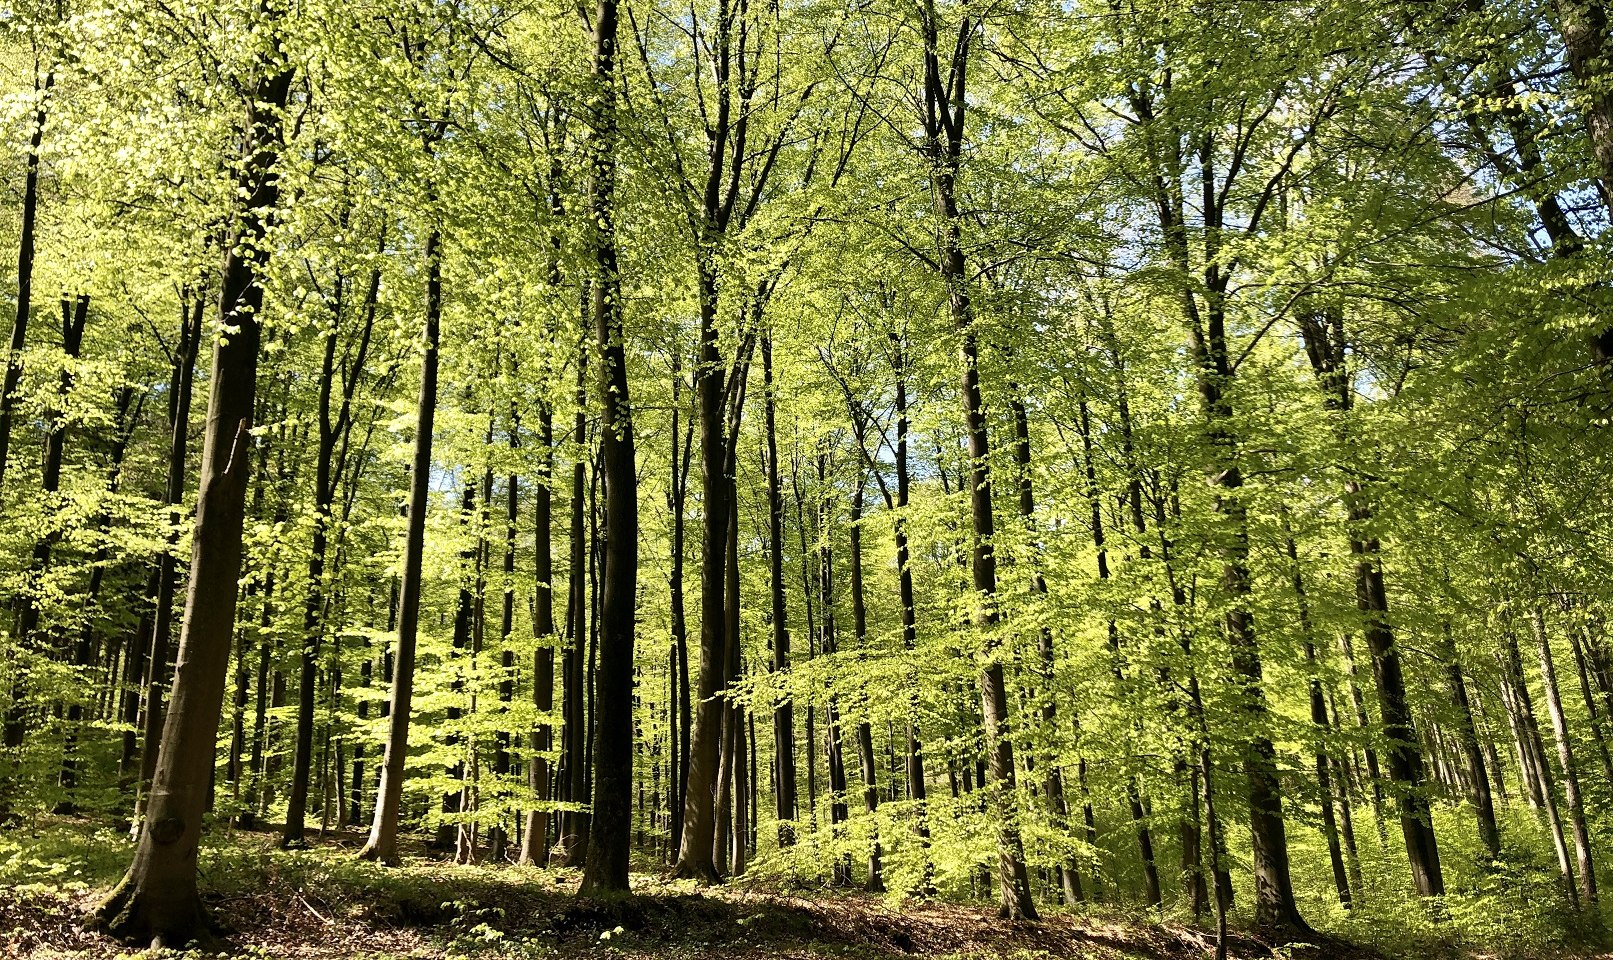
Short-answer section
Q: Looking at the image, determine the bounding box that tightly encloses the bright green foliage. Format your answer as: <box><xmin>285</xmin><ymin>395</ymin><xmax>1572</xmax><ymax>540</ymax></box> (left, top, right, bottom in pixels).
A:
<box><xmin>0</xmin><ymin>0</ymin><xmax>1611</xmax><ymax>952</ymax></box>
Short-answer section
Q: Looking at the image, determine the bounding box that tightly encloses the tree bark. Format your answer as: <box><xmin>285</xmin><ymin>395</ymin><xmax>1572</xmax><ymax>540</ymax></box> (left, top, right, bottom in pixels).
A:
<box><xmin>90</xmin><ymin>59</ymin><xmax>293</xmax><ymax>947</ymax></box>
<box><xmin>357</xmin><ymin>227</ymin><xmax>443</xmax><ymax>865</ymax></box>
<box><xmin>579</xmin><ymin>0</ymin><xmax>638</xmax><ymax>889</ymax></box>
<box><xmin>521</xmin><ymin>405</ymin><xmax>557</xmax><ymax>866</ymax></box>
<box><xmin>763</xmin><ymin>336</ymin><xmax>797</xmax><ymax>847</ymax></box>
<box><xmin>1297</xmin><ymin>306</ymin><xmax>1443</xmax><ymax>899</ymax></box>
<box><xmin>1532</xmin><ymin>607</ymin><xmax>1597</xmax><ymax>906</ymax></box>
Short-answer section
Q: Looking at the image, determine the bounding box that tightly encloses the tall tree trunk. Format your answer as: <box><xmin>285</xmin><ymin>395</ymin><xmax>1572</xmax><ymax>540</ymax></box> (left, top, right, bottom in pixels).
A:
<box><xmin>521</xmin><ymin>405</ymin><xmax>557</xmax><ymax>866</ymax></box>
<box><xmin>579</xmin><ymin>0</ymin><xmax>636</xmax><ymax>888</ymax></box>
<box><xmin>91</xmin><ymin>58</ymin><xmax>294</xmax><ymax>946</ymax></box>
<box><xmin>665</xmin><ymin>360</ymin><xmax>692</xmax><ymax>856</ymax></box>
<box><xmin>0</xmin><ymin>62</ymin><xmax>53</xmax><ymax>492</ymax></box>
<box><xmin>763</xmin><ymin>336</ymin><xmax>797</xmax><ymax>847</ymax></box>
<box><xmin>1298</xmin><ymin>306</ymin><xmax>1443</xmax><ymax>897</ymax></box>
<box><xmin>1532</xmin><ymin>607</ymin><xmax>1597</xmax><ymax>906</ymax></box>
<box><xmin>1438</xmin><ymin>623</ymin><xmax>1500</xmax><ymax>860</ymax></box>
<box><xmin>357</xmin><ymin>227</ymin><xmax>443</xmax><ymax>865</ymax></box>
<box><xmin>917</xmin><ymin>7</ymin><xmax>1035</xmax><ymax>918</ymax></box>
<box><xmin>560</xmin><ymin>346</ymin><xmax>590</xmax><ymax>865</ymax></box>
<box><xmin>848</xmin><ymin>471</ymin><xmax>883</xmax><ymax>892</ymax></box>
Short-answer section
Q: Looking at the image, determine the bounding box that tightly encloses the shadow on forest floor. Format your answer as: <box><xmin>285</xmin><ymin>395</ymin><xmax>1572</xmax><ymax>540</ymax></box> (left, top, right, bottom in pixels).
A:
<box><xmin>0</xmin><ymin>819</ymin><xmax>1438</xmax><ymax>959</ymax></box>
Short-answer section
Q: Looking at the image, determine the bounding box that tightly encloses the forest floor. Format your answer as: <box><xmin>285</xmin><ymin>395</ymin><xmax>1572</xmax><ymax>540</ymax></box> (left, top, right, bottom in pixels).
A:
<box><xmin>0</xmin><ymin>818</ymin><xmax>1599</xmax><ymax>960</ymax></box>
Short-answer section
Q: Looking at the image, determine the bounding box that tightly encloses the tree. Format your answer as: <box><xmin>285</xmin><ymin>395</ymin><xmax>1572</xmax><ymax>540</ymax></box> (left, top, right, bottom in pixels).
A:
<box><xmin>88</xmin><ymin>35</ymin><xmax>294</xmax><ymax>944</ymax></box>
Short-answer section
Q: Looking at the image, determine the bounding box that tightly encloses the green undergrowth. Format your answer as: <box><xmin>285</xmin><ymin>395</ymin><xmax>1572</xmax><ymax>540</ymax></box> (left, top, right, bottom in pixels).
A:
<box><xmin>0</xmin><ymin>818</ymin><xmax>1606</xmax><ymax>959</ymax></box>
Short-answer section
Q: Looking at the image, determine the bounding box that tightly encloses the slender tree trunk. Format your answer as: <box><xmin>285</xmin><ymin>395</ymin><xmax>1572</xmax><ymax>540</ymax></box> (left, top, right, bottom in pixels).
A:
<box><xmin>357</xmin><ymin>227</ymin><xmax>443</xmax><ymax>865</ymax></box>
<box><xmin>1283</xmin><ymin>527</ymin><xmax>1351</xmax><ymax>908</ymax></box>
<box><xmin>560</xmin><ymin>346</ymin><xmax>590</xmax><ymax>865</ymax></box>
<box><xmin>1438</xmin><ymin>623</ymin><xmax>1500</xmax><ymax>861</ymax></box>
<box><xmin>1532</xmin><ymin>607</ymin><xmax>1597</xmax><ymax>906</ymax></box>
<box><xmin>1298</xmin><ymin>308</ymin><xmax>1443</xmax><ymax>896</ymax></box>
<box><xmin>1565</xmin><ymin>624</ymin><xmax>1613</xmax><ymax>792</ymax></box>
<box><xmin>0</xmin><ymin>63</ymin><xmax>53</xmax><ymax>492</ymax></box>
<box><xmin>521</xmin><ymin>405</ymin><xmax>557</xmax><ymax>866</ymax></box>
<box><xmin>917</xmin><ymin>12</ymin><xmax>1035</xmax><ymax>914</ymax></box>
<box><xmin>848</xmin><ymin>471</ymin><xmax>883</xmax><ymax>892</ymax></box>
<box><xmin>1503</xmin><ymin>628</ymin><xmax>1577</xmax><ymax>900</ymax></box>
<box><xmin>1073</xmin><ymin>395</ymin><xmax>1159</xmax><ymax>908</ymax></box>
<box><xmin>763</xmin><ymin>336</ymin><xmax>797</xmax><ymax>847</ymax></box>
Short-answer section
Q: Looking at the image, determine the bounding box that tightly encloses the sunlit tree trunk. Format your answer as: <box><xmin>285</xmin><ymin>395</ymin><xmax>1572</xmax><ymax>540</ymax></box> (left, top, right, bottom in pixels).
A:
<box><xmin>91</xmin><ymin>57</ymin><xmax>294</xmax><ymax>946</ymax></box>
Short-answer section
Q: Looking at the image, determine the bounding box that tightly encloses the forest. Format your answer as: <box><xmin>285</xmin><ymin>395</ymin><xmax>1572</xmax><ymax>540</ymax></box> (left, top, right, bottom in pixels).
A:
<box><xmin>0</xmin><ymin>0</ymin><xmax>1610</xmax><ymax>955</ymax></box>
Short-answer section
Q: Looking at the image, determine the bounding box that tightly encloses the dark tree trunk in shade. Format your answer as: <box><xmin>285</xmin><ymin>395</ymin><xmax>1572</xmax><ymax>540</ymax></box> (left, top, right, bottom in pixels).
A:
<box><xmin>578</xmin><ymin>0</ymin><xmax>637</xmax><ymax>890</ymax></box>
<box><xmin>762</xmin><ymin>336</ymin><xmax>797</xmax><ymax>847</ymax></box>
<box><xmin>559</xmin><ymin>347</ymin><xmax>590</xmax><ymax>866</ymax></box>
<box><xmin>521</xmin><ymin>404</ymin><xmax>557</xmax><ymax>866</ymax></box>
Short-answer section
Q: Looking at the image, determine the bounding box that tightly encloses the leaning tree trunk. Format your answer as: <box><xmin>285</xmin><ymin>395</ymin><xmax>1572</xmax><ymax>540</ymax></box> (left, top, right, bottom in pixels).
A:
<box><xmin>1438</xmin><ymin>622</ymin><xmax>1500</xmax><ymax>860</ymax></box>
<box><xmin>357</xmin><ymin>228</ymin><xmax>443</xmax><ymax>866</ymax></box>
<box><xmin>1532</xmin><ymin>607</ymin><xmax>1597</xmax><ymax>907</ymax></box>
<box><xmin>90</xmin><ymin>59</ymin><xmax>294</xmax><ymax>947</ymax></box>
<box><xmin>579</xmin><ymin>0</ymin><xmax>637</xmax><ymax>890</ymax></box>
<box><xmin>1298</xmin><ymin>306</ymin><xmax>1443</xmax><ymax>898</ymax></box>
